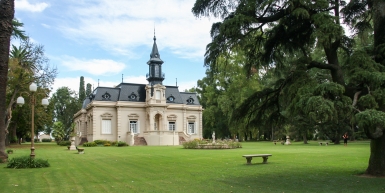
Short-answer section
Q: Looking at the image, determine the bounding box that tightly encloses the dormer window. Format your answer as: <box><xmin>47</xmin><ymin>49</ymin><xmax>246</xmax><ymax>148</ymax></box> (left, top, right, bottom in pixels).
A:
<box><xmin>187</xmin><ymin>96</ymin><xmax>194</xmax><ymax>104</ymax></box>
<box><xmin>168</xmin><ymin>95</ymin><xmax>175</xmax><ymax>102</ymax></box>
<box><xmin>102</xmin><ymin>92</ymin><xmax>111</xmax><ymax>100</ymax></box>
<box><xmin>129</xmin><ymin>92</ymin><xmax>137</xmax><ymax>101</ymax></box>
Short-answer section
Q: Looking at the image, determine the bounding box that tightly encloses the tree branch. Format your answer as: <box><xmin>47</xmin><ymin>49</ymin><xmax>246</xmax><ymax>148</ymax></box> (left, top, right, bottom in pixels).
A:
<box><xmin>306</xmin><ymin>61</ymin><xmax>336</xmax><ymax>70</ymax></box>
<box><xmin>365</xmin><ymin>126</ymin><xmax>384</xmax><ymax>139</ymax></box>
<box><xmin>352</xmin><ymin>91</ymin><xmax>361</xmax><ymax>107</ymax></box>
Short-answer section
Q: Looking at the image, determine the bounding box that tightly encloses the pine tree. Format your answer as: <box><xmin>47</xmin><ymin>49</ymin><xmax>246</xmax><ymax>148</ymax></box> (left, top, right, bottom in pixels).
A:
<box><xmin>193</xmin><ymin>0</ymin><xmax>385</xmax><ymax>176</ymax></box>
<box><xmin>86</xmin><ymin>83</ymin><xmax>92</xmax><ymax>97</ymax></box>
<box><xmin>78</xmin><ymin>76</ymin><xmax>86</xmax><ymax>103</ymax></box>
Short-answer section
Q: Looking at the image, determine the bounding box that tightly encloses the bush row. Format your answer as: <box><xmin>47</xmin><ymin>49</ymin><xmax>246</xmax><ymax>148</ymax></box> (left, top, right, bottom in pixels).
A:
<box><xmin>6</xmin><ymin>156</ymin><xmax>50</xmax><ymax>169</ymax></box>
<box><xmin>83</xmin><ymin>140</ymin><xmax>128</xmax><ymax>147</ymax></box>
<box><xmin>42</xmin><ymin>138</ymin><xmax>52</xmax><ymax>142</ymax></box>
<box><xmin>182</xmin><ymin>139</ymin><xmax>242</xmax><ymax>149</ymax></box>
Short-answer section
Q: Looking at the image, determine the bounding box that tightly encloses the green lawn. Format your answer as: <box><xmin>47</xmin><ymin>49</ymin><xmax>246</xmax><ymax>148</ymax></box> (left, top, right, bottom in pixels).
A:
<box><xmin>0</xmin><ymin>141</ymin><xmax>383</xmax><ymax>193</ymax></box>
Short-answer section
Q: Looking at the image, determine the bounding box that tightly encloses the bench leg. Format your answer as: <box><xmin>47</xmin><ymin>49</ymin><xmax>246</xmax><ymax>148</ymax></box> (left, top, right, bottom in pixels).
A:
<box><xmin>262</xmin><ymin>156</ymin><xmax>268</xmax><ymax>164</ymax></box>
<box><xmin>246</xmin><ymin>157</ymin><xmax>252</xmax><ymax>164</ymax></box>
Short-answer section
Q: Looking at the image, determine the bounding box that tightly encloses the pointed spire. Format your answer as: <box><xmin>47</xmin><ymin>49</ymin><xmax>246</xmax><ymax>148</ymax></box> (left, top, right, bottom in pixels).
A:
<box><xmin>150</xmin><ymin>29</ymin><xmax>160</xmax><ymax>59</ymax></box>
<box><xmin>148</xmin><ymin>28</ymin><xmax>163</xmax><ymax>64</ymax></box>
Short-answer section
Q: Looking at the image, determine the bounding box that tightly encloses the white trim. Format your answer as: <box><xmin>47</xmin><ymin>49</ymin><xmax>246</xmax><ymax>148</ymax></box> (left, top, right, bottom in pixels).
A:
<box><xmin>138</xmin><ymin>121</ymin><xmax>140</xmax><ymax>133</ymax></box>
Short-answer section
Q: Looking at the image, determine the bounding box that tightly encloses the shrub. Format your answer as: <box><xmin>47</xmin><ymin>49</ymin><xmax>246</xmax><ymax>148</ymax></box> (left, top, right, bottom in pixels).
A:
<box><xmin>228</xmin><ymin>141</ymin><xmax>242</xmax><ymax>148</ymax></box>
<box><xmin>94</xmin><ymin>140</ymin><xmax>108</xmax><ymax>145</ymax></box>
<box><xmin>58</xmin><ymin>141</ymin><xmax>71</xmax><ymax>146</ymax></box>
<box><xmin>6</xmin><ymin>156</ymin><xmax>50</xmax><ymax>169</ymax></box>
<box><xmin>83</xmin><ymin>142</ymin><xmax>97</xmax><ymax>147</ymax></box>
<box><xmin>182</xmin><ymin>140</ymin><xmax>199</xmax><ymax>149</ymax></box>
<box><xmin>116</xmin><ymin>141</ymin><xmax>128</xmax><ymax>147</ymax></box>
<box><xmin>42</xmin><ymin>138</ymin><xmax>52</xmax><ymax>142</ymax></box>
<box><xmin>7</xmin><ymin>149</ymin><xmax>13</xmax><ymax>154</ymax></box>
<box><xmin>111</xmin><ymin>141</ymin><xmax>117</xmax><ymax>146</ymax></box>
<box><xmin>10</xmin><ymin>136</ymin><xmax>18</xmax><ymax>143</ymax></box>
<box><xmin>104</xmin><ymin>143</ymin><xmax>111</xmax><ymax>146</ymax></box>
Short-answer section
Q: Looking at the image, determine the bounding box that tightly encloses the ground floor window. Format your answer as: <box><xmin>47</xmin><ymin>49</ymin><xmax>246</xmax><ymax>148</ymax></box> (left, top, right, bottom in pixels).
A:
<box><xmin>169</xmin><ymin>122</ymin><xmax>175</xmax><ymax>131</ymax></box>
<box><xmin>188</xmin><ymin>122</ymin><xmax>195</xmax><ymax>134</ymax></box>
<box><xmin>102</xmin><ymin>120</ymin><xmax>112</xmax><ymax>134</ymax></box>
<box><xmin>130</xmin><ymin>121</ymin><xmax>138</xmax><ymax>133</ymax></box>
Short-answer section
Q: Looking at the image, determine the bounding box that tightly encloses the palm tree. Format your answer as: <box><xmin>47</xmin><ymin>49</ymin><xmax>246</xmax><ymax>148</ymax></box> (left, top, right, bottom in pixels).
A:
<box><xmin>0</xmin><ymin>0</ymin><xmax>15</xmax><ymax>161</ymax></box>
<box><xmin>11</xmin><ymin>19</ymin><xmax>27</xmax><ymax>41</ymax></box>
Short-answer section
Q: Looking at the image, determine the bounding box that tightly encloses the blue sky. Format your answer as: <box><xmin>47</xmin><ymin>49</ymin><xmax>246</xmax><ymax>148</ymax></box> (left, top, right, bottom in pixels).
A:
<box><xmin>14</xmin><ymin>0</ymin><xmax>217</xmax><ymax>94</ymax></box>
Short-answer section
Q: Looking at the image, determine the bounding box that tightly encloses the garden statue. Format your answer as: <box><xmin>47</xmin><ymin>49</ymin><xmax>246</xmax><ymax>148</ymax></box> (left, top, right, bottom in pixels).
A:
<box><xmin>212</xmin><ymin>131</ymin><xmax>215</xmax><ymax>143</ymax></box>
<box><xmin>130</xmin><ymin>131</ymin><xmax>135</xmax><ymax>146</ymax></box>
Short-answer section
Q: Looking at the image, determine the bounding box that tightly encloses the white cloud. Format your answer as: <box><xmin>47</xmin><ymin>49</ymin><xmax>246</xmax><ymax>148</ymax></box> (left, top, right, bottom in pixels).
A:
<box><xmin>176</xmin><ymin>81</ymin><xmax>197</xmax><ymax>92</ymax></box>
<box><xmin>61</xmin><ymin>56</ymin><xmax>126</xmax><ymax>76</ymax></box>
<box><xmin>58</xmin><ymin>0</ymin><xmax>217</xmax><ymax>59</ymax></box>
<box><xmin>52</xmin><ymin>77</ymin><xmax>118</xmax><ymax>96</ymax></box>
<box><xmin>124</xmin><ymin>75</ymin><xmax>147</xmax><ymax>84</ymax></box>
<box><xmin>16</xmin><ymin>0</ymin><xmax>49</xmax><ymax>12</ymax></box>
<box><xmin>41</xmin><ymin>23</ymin><xmax>51</xmax><ymax>28</ymax></box>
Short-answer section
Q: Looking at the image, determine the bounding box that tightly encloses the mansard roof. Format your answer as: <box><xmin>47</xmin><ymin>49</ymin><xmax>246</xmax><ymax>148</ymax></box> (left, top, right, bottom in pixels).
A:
<box><xmin>82</xmin><ymin>83</ymin><xmax>200</xmax><ymax>108</ymax></box>
<box><xmin>180</xmin><ymin>92</ymin><xmax>200</xmax><ymax>105</ymax></box>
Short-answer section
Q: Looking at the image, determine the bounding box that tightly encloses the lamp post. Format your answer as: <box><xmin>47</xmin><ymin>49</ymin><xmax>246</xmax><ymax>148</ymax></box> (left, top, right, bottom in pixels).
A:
<box><xmin>16</xmin><ymin>83</ymin><xmax>49</xmax><ymax>158</ymax></box>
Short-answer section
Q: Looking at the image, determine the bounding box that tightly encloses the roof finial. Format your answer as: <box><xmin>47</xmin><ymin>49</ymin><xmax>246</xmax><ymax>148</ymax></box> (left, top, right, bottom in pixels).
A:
<box><xmin>153</xmin><ymin>26</ymin><xmax>156</xmax><ymax>41</ymax></box>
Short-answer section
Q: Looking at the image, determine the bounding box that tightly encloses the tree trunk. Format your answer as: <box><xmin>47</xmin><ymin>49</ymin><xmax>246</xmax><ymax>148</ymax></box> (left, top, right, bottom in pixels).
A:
<box><xmin>303</xmin><ymin>130</ymin><xmax>308</xmax><ymax>144</ymax></box>
<box><xmin>0</xmin><ymin>0</ymin><xmax>14</xmax><ymax>161</ymax></box>
<box><xmin>365</xmin><ymin>0</ymin><xmax>385</xmax><ymax>176</ymax></box>
<box><xmin>350</xmin><ymin>125</ymin><xmax>355</xmax><ymax>141</ymax></box>
<box><xmin>366</xmin><ymin>134</ymin><xmax>385</xmax><ymax>176</ymax></box>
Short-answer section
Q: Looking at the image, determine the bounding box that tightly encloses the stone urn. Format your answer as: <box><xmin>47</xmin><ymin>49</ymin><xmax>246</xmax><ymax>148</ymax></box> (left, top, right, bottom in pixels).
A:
<box><xmin>285</xmin><ymin>136</ymin><xmax>291</xmax><ymax>145</ymax></box>
<box><xmin>69</xmin><ymin>136</ymin><xmax>77</xmax><ymax>150</ymax></box>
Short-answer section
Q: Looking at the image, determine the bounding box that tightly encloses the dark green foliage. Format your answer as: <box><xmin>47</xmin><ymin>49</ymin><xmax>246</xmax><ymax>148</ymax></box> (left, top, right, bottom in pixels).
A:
<box><xmin>41</xmin><ymin>138</ymin><xmax>52</xmax><ymax>142</ymax></box>
<box><xmin>356</xmin><ymin>110</ymin><xmax>385</xmax><ymax>138</ymax></box>
<box><xmin>79</xmin><ymin>76</ymin><xmax>86</xmax><ymax>103</ymax></box>
<box><xmin>50</xmin><ymin>87</ymin><xmax>81</xmax><ymax>140</ymax></box>
<box><xmin>93</xmin><ymin>140</ymin><xmax>108</xmax><ymax>145</ymax></box>
<box><xmin>6</xmin><ymin>156</ymin><xmax>50</xmax><ymax>169</ymax></box>
<box><xmin>6</xmin><ymin>149</ymin><xmax>13</xmax><ymax>154</ymax></box>
<box><xmin>9</xmin><ymin>136</ymin><xmax>17</xmax><ymax>143</ymax></box>
<box><xmin>86</xmin><ymin>83</ymin><xmax>92</xmax><ymax>97</ymax></box>
<box><xmin>57</xmin><ymin>141</ymin><xmax>71</xmax><ymax>146</ymax></box>
<box><xmin>83</xmin><ymin>142</ymin><xmax>97</xmax><ymax>147</ymax></box>
<box><xmin>116</xmin><ymin>141</ymin><xmax>128</xmax><ymax>147</ymax></box>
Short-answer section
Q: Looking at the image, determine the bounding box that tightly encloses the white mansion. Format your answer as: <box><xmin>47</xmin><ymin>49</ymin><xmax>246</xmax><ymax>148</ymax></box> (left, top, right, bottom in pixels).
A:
<box><xmin>73</xmin><ymin>35</ymin><xmax>203</xmax><ymax>146</ymax></box>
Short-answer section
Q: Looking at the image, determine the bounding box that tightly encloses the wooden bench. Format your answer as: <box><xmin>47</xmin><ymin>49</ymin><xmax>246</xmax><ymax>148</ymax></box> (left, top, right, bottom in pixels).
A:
<box><xmin>318</xmin><ymin>142</ymin><xmax>329</xmax><ymax>146</ymax></box>
<box><xmin>242</xmin><ymin>154</ymin><xmax>272</xmax><ymax>164</ymax></box>
<box><xmin>76</xmin><ymin>147</ymin><xmax>85</xmax><ymax>154</ymax></box>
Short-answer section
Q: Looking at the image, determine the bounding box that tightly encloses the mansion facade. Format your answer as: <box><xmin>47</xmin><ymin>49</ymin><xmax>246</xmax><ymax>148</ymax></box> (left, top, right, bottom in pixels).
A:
<box><xmin>73</xmin><ymin>35</ymin><xmax>203</xmax><ymax>146</ymax></box>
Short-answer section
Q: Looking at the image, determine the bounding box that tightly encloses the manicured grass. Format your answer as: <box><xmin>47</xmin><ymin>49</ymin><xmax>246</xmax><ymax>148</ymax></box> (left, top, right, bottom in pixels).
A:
<box><xmin>0</xmin><ymin>141</ymin><xmax>383</xmax><ymax>193</ymax></box>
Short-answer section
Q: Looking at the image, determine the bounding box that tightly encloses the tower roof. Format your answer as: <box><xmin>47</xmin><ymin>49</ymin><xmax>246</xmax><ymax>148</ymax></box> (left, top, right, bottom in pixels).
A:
<box><xmin>147</xmin><ymin>34</ymin><xmax>164</xmax><ymax>64</ymax></box>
